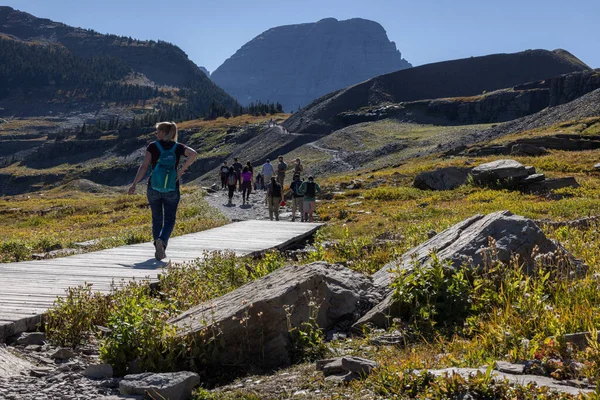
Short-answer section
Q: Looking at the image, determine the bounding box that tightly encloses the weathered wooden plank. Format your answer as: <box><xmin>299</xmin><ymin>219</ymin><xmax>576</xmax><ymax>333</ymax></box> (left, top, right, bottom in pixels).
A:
<box><xmin>0</xmin><ymin>266</ymin><xmax>162</xmax><ymax>275</ymax></box>
<box><xmin>0</xmin><ymin>269</ymin><xmax>157</xmax><ymax>277</ymax></box>
<box><xmin>0</xmin><ymin>276</ymin><xmax>151</xmax><ymax>286</ymax></box>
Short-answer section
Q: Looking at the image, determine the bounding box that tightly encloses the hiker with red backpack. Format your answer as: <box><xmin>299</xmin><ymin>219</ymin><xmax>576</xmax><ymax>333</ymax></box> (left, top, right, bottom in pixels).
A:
<box><xmin>128</xmin><ymin>122</ymin><xmax>197</xmax><ymax>260</ymax></box>
<box><xmin>266</xmin><ymin>177</ymin><xmax>283</xmax><ymax>221</ymax></box>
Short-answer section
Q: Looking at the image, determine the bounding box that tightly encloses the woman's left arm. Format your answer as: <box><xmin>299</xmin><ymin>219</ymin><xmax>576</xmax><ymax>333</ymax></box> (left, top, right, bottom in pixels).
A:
<box><xmin>177</xmin><ymin>146</ymin><xmax>198</xmax><ymax>181</ymax></box>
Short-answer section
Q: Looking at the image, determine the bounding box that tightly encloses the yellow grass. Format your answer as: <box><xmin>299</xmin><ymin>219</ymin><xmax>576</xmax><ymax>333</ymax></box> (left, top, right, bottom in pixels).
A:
<box><xmin>0</xmin><ymin>186</ymin><xmax>227</xmax><ymax>262</ymax></box>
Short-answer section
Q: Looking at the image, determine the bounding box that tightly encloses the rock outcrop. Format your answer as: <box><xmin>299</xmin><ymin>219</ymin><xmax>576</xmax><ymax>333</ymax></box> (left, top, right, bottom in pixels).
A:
<box><xmin>284</xmin><ymin>49</ymin><xmax>590</xmax><ymax>134</ymax></box>
<box><xmin>354</xmin><ymin>210</ymin><xmax>573</xmax><ymax>329</ymax></box>
<box><xmin>119</xmin><ymin>372</ymin><xmax>200</xmax><ymax>400</ymax></box>
<box><xmin>316</xmin><ymin>356</ymin><xmax>379</xmax><ymax>383</ymax></box>
<box><xmin>413</xmin><ymin>167</ymin><xmax>471</xmax><ymax>191</ymax></box>
<box><xmin>338</xmin><ymin>70</ymin><xmax>600</xmax><ymax>127</ymax></box>
<box><xmin>465</xmin><ymin>133</ymin><xmax>600</xmax><ymax>157</ymax></box>
<box><xmin>469</xmin><ymin>159</ymin><xmax>579</xmax><ymax>192</ymax></box>
<box><xmin>470</xmin><ymin>159</ymin><xmax>530</xmax><ymax>182</ymax></box>
<box><xmin>472</xmin><ymin>87</ymin><xmax>600</xmax><ymax>145</ymax></box>
<box><xmin>413</xmin><ymin>160</ymin><xmax>579</xmax><ymax>193</ymax></box>
<box><xmin>211</xmin><ymin>18</ymin><xmax>411</xmax><ymax>111</ymax></box>
<box><xmin>169</xmin><ymin>262</ymin><xmax>382</xmax><ymax>368</ymax></box>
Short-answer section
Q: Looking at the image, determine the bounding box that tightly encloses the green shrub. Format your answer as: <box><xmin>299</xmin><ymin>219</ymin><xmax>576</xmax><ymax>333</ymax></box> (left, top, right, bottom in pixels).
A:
<box><xmin>99</xmin><ymin>281</ymin><xmax>180</xmax><ymax>375</ymax></box>
<box><xmin>159</xmin><ymin>250</ymin><xmax>285</xmax><ymax>312</ymax></box>
<box><xmin>369</xmin><ymin>366</ymin><xmax>578</xmax><ymax>399</ymax></box>
<box><xmin>391</xmin><ymin>252</ymin><xmax>472</xmax><ymax>335</ymax></box>
<box><xmin>0</xmin><ymin>239</ymin><xmax>32</xmax><ymax>262</ymax></box>
<box><xmin>285</xmin><ymin>291</ymin><xmax>327</xmax><ymax>363</ymax></box>
<box><xmin>364</xmin><ymin>186</ymin><xmax>425</xmax><ymax>201</ymax></box>
<box><xmin>46</xmin><ymin>283</ymin><xmax>111</xmax><ymax>347</ymax></box>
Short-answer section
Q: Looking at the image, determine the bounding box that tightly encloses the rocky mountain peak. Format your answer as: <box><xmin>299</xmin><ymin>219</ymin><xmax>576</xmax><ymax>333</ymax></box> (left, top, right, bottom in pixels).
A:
<box><xmin>211</xmin><ymin>18</ymin><xmax>411</xmax><ymax>111</ymax></box>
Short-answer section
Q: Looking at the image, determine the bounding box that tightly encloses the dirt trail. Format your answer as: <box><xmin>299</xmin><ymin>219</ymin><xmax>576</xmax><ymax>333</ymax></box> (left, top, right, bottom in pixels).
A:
<box><xmin>306</xmin><ymin>142</ymin><xmax>354</xmax><ymax>171</ymax></box>
<box><xmin>204</xmin><ymin>182</ymin><xmax>305</xmax><ymax>222</ymax></box>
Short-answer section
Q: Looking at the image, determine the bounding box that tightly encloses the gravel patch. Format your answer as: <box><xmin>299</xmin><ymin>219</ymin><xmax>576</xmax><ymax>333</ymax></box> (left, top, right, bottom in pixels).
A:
<box><xmin>204</xmin><ymin>185</ymin><xmax>307</xmax><ymax>222</ymax></box>
<box><xmin>0</xmin><ymin>342</ymin><xmax>120</xmax><ymax>400</ymax></box>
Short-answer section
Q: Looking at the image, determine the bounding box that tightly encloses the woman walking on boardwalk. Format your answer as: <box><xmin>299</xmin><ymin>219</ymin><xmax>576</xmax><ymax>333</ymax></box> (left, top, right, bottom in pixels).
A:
<box><xmin>128</xmin><ymin>122</ymin><xmax>197</xmax><ymax>260</ymax></box>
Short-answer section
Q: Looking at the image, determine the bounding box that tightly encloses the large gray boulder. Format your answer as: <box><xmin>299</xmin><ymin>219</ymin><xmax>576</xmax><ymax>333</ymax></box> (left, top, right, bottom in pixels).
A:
<box><xmin>470</xmin><ymin>159</ymin><xmax>530</xmax><ymax>183</ymax></box>
<box><xmin>119</xmin><ymin>371</ymin><xmax>200</xmax><ymax>400</ymax></box>
<box><xmin>354</xmin><ymin>210</ymin><xmax>569</xmax><ymax>329</ymax></box>
<box><xmin>169</xmin><ymin>262</ymin><xmax>382</xmax><ymax>368</ymax></box>
<box><xmin>413</xmin><ymin>167</ymin><xmax>471</xmax><ymax>191</ymax></box>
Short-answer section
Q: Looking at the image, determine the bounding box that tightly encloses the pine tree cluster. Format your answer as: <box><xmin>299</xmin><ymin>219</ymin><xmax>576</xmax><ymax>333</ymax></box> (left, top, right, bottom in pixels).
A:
<box><xmin>0</xmin><ymin>38</ymin><xmax>131</xmax><ymax>98</ymax></box>
<box><xmin>245</xmin><ymin>101</ymin><xmax>284</xmax><ymax>116</ymax></box>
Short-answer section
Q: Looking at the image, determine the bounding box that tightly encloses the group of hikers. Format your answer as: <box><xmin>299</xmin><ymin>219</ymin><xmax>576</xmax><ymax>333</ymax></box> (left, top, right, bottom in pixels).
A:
<box><xmin>218</xmin><ymin>158</ymin><xmax>255</xmax><ymax>205</ymax></box>
<box><xmin>128</xmin><ymin>121</ymin><xmax>320</xmax><ymax>261</ymax></box>
<box><xmin>219</xmin><ymin>155</ymin><xmax>320</xmax><ymax>222</ymax></box>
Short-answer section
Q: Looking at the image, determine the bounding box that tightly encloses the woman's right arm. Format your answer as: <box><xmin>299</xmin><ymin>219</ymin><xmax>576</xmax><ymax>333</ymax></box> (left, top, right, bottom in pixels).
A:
<box><xmin>128</xmin><ymin>151</ymin><xmax>152</xmax><ymax>194</ymax></box>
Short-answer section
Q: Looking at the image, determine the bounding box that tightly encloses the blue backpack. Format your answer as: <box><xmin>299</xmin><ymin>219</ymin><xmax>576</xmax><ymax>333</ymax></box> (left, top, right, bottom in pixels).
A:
<box><xmin>150</xmin><ymin>141</ymin><xmax>178</xmax><ymax>192</ymax></box>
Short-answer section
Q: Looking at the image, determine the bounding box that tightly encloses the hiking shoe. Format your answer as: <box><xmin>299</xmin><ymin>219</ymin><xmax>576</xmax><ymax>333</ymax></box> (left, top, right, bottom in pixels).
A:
<box><xmin>154</xmin><ymin>239</ymin><xmax>166</xmax><ymax>260</ymax></box>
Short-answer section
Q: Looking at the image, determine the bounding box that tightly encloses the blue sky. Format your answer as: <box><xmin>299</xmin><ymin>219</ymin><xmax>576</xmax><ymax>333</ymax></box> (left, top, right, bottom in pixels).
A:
<box><xmin>3</xmin><ymin>0</ymin><xmax>599</xmax><ymax>73</ymax></box>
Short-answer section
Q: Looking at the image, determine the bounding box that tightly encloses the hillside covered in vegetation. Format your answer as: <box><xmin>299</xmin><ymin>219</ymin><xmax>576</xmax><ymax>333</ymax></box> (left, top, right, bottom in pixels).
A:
<box><xmin>0</xmin><ymin>6</ymin><xmax>239</xmax><ymax>119</ymax></box>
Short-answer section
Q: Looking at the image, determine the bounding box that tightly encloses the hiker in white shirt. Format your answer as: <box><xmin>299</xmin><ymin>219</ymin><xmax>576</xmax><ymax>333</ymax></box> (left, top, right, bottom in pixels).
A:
<box><xmin>262</xmin><ymin>159</ymin><xmax>274</xmax><ymax>190</ymax></box>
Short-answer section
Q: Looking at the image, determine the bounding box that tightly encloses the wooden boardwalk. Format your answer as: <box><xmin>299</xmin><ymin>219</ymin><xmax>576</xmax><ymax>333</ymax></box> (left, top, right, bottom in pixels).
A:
<box><xmin>0</xmin><ymin>220</ymin><xmax>321</xmax><ymax>342</ymax></box>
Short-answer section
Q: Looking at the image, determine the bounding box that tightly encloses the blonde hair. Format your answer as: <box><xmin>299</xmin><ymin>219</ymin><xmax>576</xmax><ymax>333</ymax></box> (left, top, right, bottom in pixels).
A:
<box><xmin>156</xmin><ymin>121</ymin><xmax>178</xmax><ymax>142</ymax></box>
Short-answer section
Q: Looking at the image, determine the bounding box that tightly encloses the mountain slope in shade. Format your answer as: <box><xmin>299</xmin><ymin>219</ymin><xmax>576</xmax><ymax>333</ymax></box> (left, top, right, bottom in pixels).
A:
<box><xmin>284</xmin><ymin>49</ymin><xmax>591</xmax><ymax>134</ymax></box>
<box><xmin>211</xmin><ymin>18</ymin><xmax>411</xmax><ymax>111</ymax></box>
<box><xmin>0</xmin><ymin>6</ymin><xmax>238</xmax><ymax>117</ymax></box>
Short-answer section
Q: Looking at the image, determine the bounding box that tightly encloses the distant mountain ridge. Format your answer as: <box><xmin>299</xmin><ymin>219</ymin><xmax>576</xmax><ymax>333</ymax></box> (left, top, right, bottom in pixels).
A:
<box><xmin>0</xmin><ymin>6</ymin><xmax>238</xmax><ymax>118</ymax></box>
<box><xmin>211</xmin><ymin>18</ymin><xmax>411</xmax><ymax>111</ymax></box>
<box><xmin>284</xmin><ymin>49</ymin><xmax>591</xmax><ymax>134</ymax></box>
